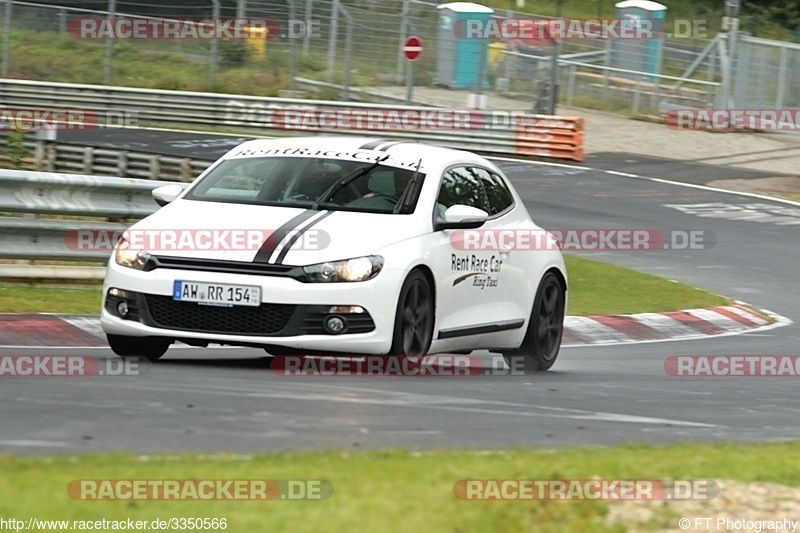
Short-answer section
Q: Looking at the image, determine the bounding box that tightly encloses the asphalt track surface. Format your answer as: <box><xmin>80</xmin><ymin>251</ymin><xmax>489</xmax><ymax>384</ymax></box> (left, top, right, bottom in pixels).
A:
<box><xmin>2</xmin><ymin>131</ymin><xmax>800</xmax><ymax>455</ymax></box>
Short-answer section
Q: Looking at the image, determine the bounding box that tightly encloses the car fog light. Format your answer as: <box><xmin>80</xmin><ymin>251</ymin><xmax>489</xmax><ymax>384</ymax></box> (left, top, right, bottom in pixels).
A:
<box><xmin>116</xmin><ymin>301</ymin><xmax>129</xmax><ymax>318</ymax></box>
<box><xmin>325</xmin><ymin>316</ymin><xmax>346</xmax><ymax>334</ymax></box>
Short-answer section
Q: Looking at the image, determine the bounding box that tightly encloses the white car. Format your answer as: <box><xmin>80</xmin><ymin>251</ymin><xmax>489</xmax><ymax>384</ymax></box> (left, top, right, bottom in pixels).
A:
<box><xmin>101</xmin><ymin>137</ymin><xmax>567</xmax><ymax>371</ymax></box>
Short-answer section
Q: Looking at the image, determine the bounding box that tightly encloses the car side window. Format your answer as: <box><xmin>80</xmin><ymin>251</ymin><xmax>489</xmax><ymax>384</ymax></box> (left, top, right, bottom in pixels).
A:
<box><xmin>468</xmin><ymin>167</ymin><xmax>500</xmax><ymax>215</ymax></box>
<box><xmin>437</xmin><ymin>166</ymin><xmax>492</xmax><ymax>217</ymax></box>
<box><xmin>480</xmin><ymin>168</ymin><xmax>515</xmax><ymax>215</ymax></box>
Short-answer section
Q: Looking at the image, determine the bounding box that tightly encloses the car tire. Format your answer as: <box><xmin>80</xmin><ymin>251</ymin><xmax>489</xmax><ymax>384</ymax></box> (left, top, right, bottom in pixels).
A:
<box><xmin>503</xmin><ymin>272</ymin><xmax>564</xmax><ymax>374</ymax></box>
<box><xmin>107</xmin><ymin>334</ymin><xmax>171</xmax><ymax>361</ymax></box>
<box><xmin>389</xmin><ymin>270</ymin><xmax>434</xmax><ymax>357</ymax></box>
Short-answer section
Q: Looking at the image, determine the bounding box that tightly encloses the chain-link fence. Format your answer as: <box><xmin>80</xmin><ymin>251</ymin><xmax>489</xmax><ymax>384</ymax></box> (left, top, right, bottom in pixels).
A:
<box><xmin>0</xmin><ymin>0</ymin><xmax>797</xmax><ymax>116</ymax></box>
<box><xmin>0</xmin><ymin>1</ymin><xmax>219</xmax><ymax>86</ymax></box>
<box><xmin>732</xmin><ymin>35</ymin><xmax>800</xmax><ymax>109</ymax></box>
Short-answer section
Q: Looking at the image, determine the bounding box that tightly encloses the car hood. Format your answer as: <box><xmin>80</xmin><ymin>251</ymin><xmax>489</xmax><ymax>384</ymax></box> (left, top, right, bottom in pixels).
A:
<box><xmin>128</xmin><ymin>199</ymin><xmax>425</xmax><ymax>265</ymax></box>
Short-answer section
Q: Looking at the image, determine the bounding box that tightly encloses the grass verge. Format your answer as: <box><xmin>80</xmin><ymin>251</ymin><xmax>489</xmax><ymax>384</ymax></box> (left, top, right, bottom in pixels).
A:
<box><xmin>0</xmin><ymin>255</ymin><xmax>728</xmax><ymax>316</ymax></box>
<box><xmin>1</xmin><ymin>442</ymin><xmax>799</xmax><ymax>532</ymax></box>
<box><xmin>0</xmin><ymin>281</ymin><xmax>102</xmax><ymax>314</ymax></box>
<box><xmin>564</xmin><ymin>255</ymin><xmax>728</xmax><ymax>315</ymax></box>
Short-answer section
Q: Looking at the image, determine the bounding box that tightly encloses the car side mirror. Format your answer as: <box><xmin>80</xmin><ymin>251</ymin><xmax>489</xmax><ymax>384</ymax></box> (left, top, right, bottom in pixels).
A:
<box><xmin>435</xmin><ymin>204</ymin><xmax>489</xmax><ymax>231</ymax></box>
<box><xmin>152</xmin><ymin>184</ymin><xmax>185</xmax><ymax>207</ymax></box>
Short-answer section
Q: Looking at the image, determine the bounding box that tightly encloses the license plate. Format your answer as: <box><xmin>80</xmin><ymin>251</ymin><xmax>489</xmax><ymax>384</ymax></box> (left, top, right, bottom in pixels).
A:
<box><xmin>173</xmin><ymin>281</ymin><xmax>261</xmax><ymax>307</ymax></box>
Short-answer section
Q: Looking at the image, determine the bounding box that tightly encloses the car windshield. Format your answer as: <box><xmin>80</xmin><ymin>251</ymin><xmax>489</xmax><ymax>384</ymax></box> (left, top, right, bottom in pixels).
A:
<box><xmin>185</xmin><ymin>156</ymin><xmax>425</xmax><ymax>214</ymax></box>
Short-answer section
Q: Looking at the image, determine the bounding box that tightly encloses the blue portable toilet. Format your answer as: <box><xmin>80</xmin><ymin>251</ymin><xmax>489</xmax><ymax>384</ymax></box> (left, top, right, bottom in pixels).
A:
<box><xmin>612</xmin><ymin>0</ymin><xmax>667</xmax><ymax>80</ymax></box>
<box><xmin>436</xmin><ymin>2</ymin><xmax>494</xmax><ymax>89</ymax></box>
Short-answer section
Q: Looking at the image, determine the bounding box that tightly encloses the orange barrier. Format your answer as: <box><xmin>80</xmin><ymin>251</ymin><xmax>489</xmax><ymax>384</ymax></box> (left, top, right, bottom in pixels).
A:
<box><xmin>515</xmin><ymin>114</ymin><xmax>585</xmax><ymax>162</ymax></box>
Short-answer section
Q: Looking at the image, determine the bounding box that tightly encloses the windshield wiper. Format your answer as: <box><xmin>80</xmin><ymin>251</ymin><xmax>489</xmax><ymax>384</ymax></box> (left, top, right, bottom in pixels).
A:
<box><xmin>311</xmin><ymin>154</ymin><xmax>391</xmax><ymax>210</ymax></box>
<box><xmin>392</xmin><ymin>158</ymin><xmax>422</xmax><ymax>214</ymax></box>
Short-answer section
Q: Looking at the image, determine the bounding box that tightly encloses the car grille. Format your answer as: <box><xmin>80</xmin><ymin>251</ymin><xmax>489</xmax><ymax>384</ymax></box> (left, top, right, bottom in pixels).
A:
<box><xmin>143</xmin><ymin>295</ymin><xmax>296</xmax><ymax>335</ymax></box>
<box><xmin>145</xmin><ymin>255</ymin><xmax>303</xmax><ymax>279</ymax></box>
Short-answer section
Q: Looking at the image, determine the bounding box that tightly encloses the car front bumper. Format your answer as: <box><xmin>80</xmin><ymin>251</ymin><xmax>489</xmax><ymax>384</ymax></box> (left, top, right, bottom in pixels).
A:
<box><xmin>100</xmin><ymin>258</ymin><xmax>403</xmax><ymax>354</ymax></box>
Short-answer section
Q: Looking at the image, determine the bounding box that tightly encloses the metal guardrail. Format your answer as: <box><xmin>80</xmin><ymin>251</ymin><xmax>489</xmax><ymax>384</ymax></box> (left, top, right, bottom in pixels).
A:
<box><xmin>0</xmin><ymin>169</ymin><xmax>173</xmax><ymax>217</ymax></box>
<box><xmin>0</xmin><ymin>217</ymin><xmax>127</xmax><ymax>261</ymax></box>
<box><xmin>0</xmin><ymin>169</ymin><xmax>174</xmax><ymax>263</ymax></box>
<box><xmin>0</xmin><ymin>78</ymin><xmax>585</xmax><ymax>162</ymax></box>
<box><xmin>0</xmin><ymin>137</ymin><xmax>215</xmax><ymax>184</ymax></box>
<box><xmin>39</xmin><ymin>144</ymin><xmax>209</xmax><ymax>181</ymax></box>
<box><xmin>0</xmin><ymin>129</ymin><xmax>212</xmax><ymax>181</ymax></box>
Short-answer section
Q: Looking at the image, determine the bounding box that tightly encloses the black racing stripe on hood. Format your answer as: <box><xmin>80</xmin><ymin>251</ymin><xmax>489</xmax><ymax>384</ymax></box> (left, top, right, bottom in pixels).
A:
<box><xmin>273</xmin><ymin>211</ymin><xmax>334</xmax><ymax>265</ymax></box>
<box><xmin>253</xmin><ymin>210</ymin><xmax>318</xmax><ymax>263</ymax></box>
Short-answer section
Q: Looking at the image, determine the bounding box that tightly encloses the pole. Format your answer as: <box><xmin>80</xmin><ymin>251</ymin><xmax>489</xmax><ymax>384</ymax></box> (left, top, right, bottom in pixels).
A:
<box><xmin>405</xmin><ymin>59</ymin><xmax>414</xmax><ymax>104</ymax></box>
<box><xmin>288</xmin><ymin>0</ymin><xmax>297</xmax><ymax>90</ymax></box>
<box><xmin>103</xmin><ymin>0</ymin><xmax>116</xmax><ymax>84</ymax></box>
<box><xmin>1</xmin><ymin>0</ymin><xmax>11</xmax><ymax>78</ymax></box>
<box><xmin>724</xmin><ymin>0</ymin><xmax>740</xmax><ymax>108</ymax></box>
<box><xmin>397</xmin><ymin>0</ymin><xmax>409</xmax><ymax>82</ymax></box>
<box><xmin>476</xmin><ymin>39</ymin><xmax>486</xmax><ymax>96</ymax></box>
<box><xmin>326</xmin><ymin>0</ymin><xmax>339</xmax><ymax>84</ymax></box>
<box><xmin>210</xmin><ymin>0</ymin><xmax>220</xmax><ymax>87</ymax></box>
<box><xmin>549</xmin><ymin>38</ymin><xmax>559</xmax><ymax>114</ymax></box>
<box><xmin>303</xmin><ymin>0</ymin><xmax>312</xmax><ymax>57</ymax></box>
<box><xmin>236</xmin><ymin>0</ymin><xmax>246</xmax><ymax>18</ymax></box>
<box><xmin>728</xmin><ymin>32</ymin><xmax>737</xmax><ymax>108</ymax></box>
<box><xmin>342</xmin><ymin>6</ymin><xmax>352</xmax><ymax>100</ymax></box>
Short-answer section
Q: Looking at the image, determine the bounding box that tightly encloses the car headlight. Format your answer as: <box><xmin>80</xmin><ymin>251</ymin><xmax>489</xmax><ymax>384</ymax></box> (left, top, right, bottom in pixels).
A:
<box><xmin>303</xmin><ymin>256</ymin><xmax>383</xmax><ymax>282</ymax></box>
<box><xmin>114</xmin><ymin>237</ymin><xmax>151</xmax><ymax>271</ymax></box>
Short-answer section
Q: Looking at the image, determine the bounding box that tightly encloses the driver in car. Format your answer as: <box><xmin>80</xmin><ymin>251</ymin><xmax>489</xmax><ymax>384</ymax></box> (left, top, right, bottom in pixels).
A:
<box><xmin>349</xmin><ymin>169</ymin><xmax>413</xmax><ymax>210</ymax></box>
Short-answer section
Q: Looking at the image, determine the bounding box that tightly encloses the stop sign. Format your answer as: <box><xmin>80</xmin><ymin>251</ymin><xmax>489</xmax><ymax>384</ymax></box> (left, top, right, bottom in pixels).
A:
<box><xmin>402</xmin><ymin>36</ymin><xmax>423</xmax><ymax>62</ymax></box>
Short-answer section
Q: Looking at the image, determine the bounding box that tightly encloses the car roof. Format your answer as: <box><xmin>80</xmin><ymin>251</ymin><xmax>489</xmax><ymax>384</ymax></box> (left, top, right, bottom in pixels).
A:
<box><xmin>223</xmin><ymin>136</ymin><xmax>493</xmax><ymax>170</ymax></box>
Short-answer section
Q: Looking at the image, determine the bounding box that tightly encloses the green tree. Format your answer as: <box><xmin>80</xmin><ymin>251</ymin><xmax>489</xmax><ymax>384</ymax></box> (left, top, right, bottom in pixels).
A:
<box><xmin>742</xmin><ymin>1</ymin><xmax>800</xmax><ymax>32</ymax></box>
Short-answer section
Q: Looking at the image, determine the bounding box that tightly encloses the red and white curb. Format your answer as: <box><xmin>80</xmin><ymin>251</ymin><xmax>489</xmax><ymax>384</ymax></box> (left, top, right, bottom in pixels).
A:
<box><xmin>0</xmin><ymin>303</ymin><xmax>790</xmax><ymax>348</ymax></box>
<box><xmin>563</xmin><ymin>303</ymin><xmax>790</xmax><ymax>347</ymax></box>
